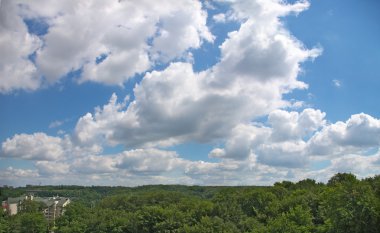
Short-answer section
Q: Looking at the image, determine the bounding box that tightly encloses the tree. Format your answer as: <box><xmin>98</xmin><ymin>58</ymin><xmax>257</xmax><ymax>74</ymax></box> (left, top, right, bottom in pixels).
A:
<box><xmin>18</xmin><ymin>212</ymin><xmax>48</xmax><ymax>233</ymax></box>
<box><xmin>0</xmin><ymin>212</ymin><xmax>9</xmax><ymax>233</ymax></box>
<box><xmin>320</xmin><ymin>182</ymin><xmax>380</xmax><ymax>233</ymax></box>
<box><xmin>266</xmin><ymin>205</ymin><xmax>314</xmax><ymax>233</ymax></box>
<box><xmin>181</xmin><ymin>216</ymin><xmax>239</xmax><ymax>233</ymax></box>
<box><xmin>55</xmin><ymin>202</ymin><xmax>89</xmax><ymax>233</ymax></box>
<box><xmin>237</xmin><ymin>189</ymin><xmax>280</xmax><ymax>222</ymax></box>
<box><xmin>327</xmin><ymin>173</ymin><xmax>358</xmax><ymax>187</ymax></box>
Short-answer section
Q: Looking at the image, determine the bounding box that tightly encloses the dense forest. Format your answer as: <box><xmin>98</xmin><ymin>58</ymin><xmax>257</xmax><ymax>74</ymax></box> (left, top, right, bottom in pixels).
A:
<box><xmin>0</xmin><ymin>173</ymin><xmax>379</xmax><ymax>233</ymax></box>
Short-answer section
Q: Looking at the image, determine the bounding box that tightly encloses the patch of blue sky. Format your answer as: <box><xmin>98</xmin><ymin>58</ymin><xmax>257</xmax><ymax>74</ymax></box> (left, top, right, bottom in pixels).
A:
<box><xmin>192</xmin><ymin>3</ymin><xmax>240</xmax><ymax>72</ymax></box>
<box><xmin>95</xmin><ymin>53</ymin><xmax>109</xmax><ymax>64</ymax></box>
<box><xmin>283</xmin><ymin>0</ymin><xmax>380</xmax><ymax>122</ymax></box>
<box><xmin>310</xmin><ymin>159</ymin><xmax>331</xmax><ymax>171</ymax></box>
<box><xmin>168</xmin><ymin>141</ymin><xmax>218</xmax><ymax>162</ymax></box>
<box><xmin>28</xmin><ymin>51</ymin><xmax>37</xmax><ymax>63</ymax></box>
<box><xmin>192</xmin><ymin>20</ymin><xmax>240</xmax><ymax>72</ymax></box>
<box><xmin>0</xmin><ymin>158</ymin><xmax>35</xmax><ymax>170</ymax></box>
<box><xmin>363</xmin><ymin>147</ymin><xmax>379</xmax><ymax>156</ymax></box>
<box><xmin>102</xmin><ymin>144</ymin><xmax>125</xmax><ymax>155</ymax></box>
<box><xmin>23</xmin><ymin>17</ymin><xmax>49</xmax><ymax>36</ymax></box>
<box><xmin>0</xmin><ymin>77</ymin><xmax>116</xmax><ymax>142</ymax></box>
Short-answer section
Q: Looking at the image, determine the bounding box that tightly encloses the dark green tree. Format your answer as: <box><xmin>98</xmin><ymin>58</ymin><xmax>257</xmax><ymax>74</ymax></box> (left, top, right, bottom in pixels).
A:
<box><xmin>0</xmin><ymin>212</ymin><xmax>9</xmax><ymax>233</ymax></box>
<box><xmin>18</xmin><ymin>212</ymin><xmax>48</xmax><ymax>233</ymax></box>
<box><xmin>327</xmin><ymin>173</ymin><xmax>358</xmax><ymax>187</ymax></box>
<box><xmin>181</xmin><ymin>216</ymin><xmax>239</xmax><ymax>233</ymax></box>
<box><xmin>265</xmin><ymin>205</ymin><xmax>314</xmax><ymax>233</ymax></box>
<box><xmin>320</xmin><ymin>182</ymin><xmax>380</xmax><ymax>233</ymax></box>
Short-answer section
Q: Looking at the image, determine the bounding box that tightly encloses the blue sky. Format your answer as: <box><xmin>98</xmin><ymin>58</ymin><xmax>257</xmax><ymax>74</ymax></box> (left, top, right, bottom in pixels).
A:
<box><xmin>1</xmin><ymin>0</ymin><xmax>380</xmax><ymax>186</ymax></box>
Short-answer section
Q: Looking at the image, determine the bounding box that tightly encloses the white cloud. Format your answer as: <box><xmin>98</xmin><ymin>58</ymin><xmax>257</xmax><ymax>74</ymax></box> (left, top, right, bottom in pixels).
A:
<box><xmin>116</xmin><ymin>148</ymin><xmax>183</xmax><ymax>175</ymax></box>
<box><xmin>150</xmin><ymin>0</ymin><xmax>214</xmax><ymax>62</ymax></box>
<box><xmin>0</xmin><ymin>0</ymin><xmax>213</xmax><ymax>91</ymax></box>
<box><xmin>73</xmin><ymin>93</ymin><xmax>130</xmax><ymax>147</ymax></box>
<box><xmin>333</xmin><ymin>79</ymin><xmax>341</xmax><ymax>87</ymax></box>
<box><xmin>211</xmin><ymin>109</ymin><xmax>380</xmax><ymax>169</ymax></box>
<box><xmin>213</xmin><ymin>13</ymin><xmax>226</xmax><ymax>23</ymax></box>
<box><xmin>74</xmin><ymin>63</ymin><xmax>259</xmax><ymax>148</ymax></box>
<box><xmin>249</xmin><ymin>108</ymin><xmax>326</xmax><ymax>168</ymax></box>
<box><xmin>209</xmin><ymin>108</ymin><xmax>325</xmax><ymax>165</ymax></box>
<box><xmin>0</xmin><ymin>166</ymin><xmax>40</xmax><ymax>186</ymax></box>
<box><xmin>0</xmin><ymin>166</ymin><xmax>39</xmax><ymax>179</ymax></box>
<box><xmin>269</xmin><ymin>108</ymin><xmax>326</xmax><ymax>142</ymax></box>
<box><xmin>72</xmin><ymin>0</ymin><xmax>322</xmax><ymax>148</ymax></box>
<box><xmin>304</xmin><ymin>152</ymin><xmax>380</xmax><ymax>183</ymax></box>
<box><xmin>1</xmin><ymin>133</ymin><xmax>65</xmax><ymax>161</ymax></box>
<box><xmin>35</xmin><ymin>161</ymin><xmax>70</xmax><ymax>176</ymax></box>
<box><xmin>2</xmin><ymin>0</ymin><xmax>379</xmax><ymax>186</ymax></box>
<box><xmin>71</xmin><ymin>155</ymin><xmax>117</xmax><ymax>174</ymax></box>
<box><xmin>209</xmin><ymin>123</ymin><xmax>270</xmax><ymax>160</ymax></box>
<box><xmin>49</xmin><ymin>120</ymin><xmax>64</xmax><ymax>129</ymax></box>
<box><xmin>59</xmin><ymin>0</ymin><xmax>324</xmax><ymax>170</ymax></box>
<box><xmin>307</xmin><ymin>113</ymin><xmax>380</xmax><ymax>156</ymax></box>
<box><xmin>256</xmin><ymin>141</ymin><xmax>308</xmax><ymax>168</ymax></box>
<box><xmin>0</xmin><ymin>132</ymin><xmax>102</xmax><ymax>161</ymax></box>
<box><xmin>225</xmin><ymin>0</ymin><xmax>311</xmax><ymax>21</ymax></box>
<box><xmin>329</xmin><ymin>153</ymin><xmax>380</xmax><ymax>175</ymax></box>
<box><xmin>184</xmin><ymin>159</ymin><xmax>249</xmax><ymax>185</ymax></box>
<box><xmin>212</xmin><ymin>18</ymin><xmax>321</xmax><ymax>88</ymax></box>
<box><xmin>2</xmin><ymin>109</ymin><xmax>379</xmax><ymax>185</ymax></box>
<box><xmin>208</xmin><ymin>148</ymin><xmax>227</xmax><ymax>158</ymax></box>
<box><xmin>4</xmin><ymin>0</ymin><xmax>322</xmax><ymax>151</ymax></box>
<box><xmin>0</xmin><ymin>0</ymin><xmax>42</xmax><ymax>93</ymax></box>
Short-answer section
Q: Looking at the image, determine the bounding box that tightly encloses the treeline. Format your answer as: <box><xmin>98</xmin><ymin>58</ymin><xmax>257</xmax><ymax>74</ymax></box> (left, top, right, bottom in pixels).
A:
<box><xmin>0</xmin><ymin>184</ymin><xmax>225</xmax><ymax>204</ymax></box>
<box><xmin>1</xmin><ymin>173</ymin><xmax>380</xmax><ymax>233</ymax></box>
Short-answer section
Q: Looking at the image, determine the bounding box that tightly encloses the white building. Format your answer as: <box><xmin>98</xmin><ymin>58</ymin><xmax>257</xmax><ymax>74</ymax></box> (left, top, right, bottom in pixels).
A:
<box><xmin>2</xmin><ymin>194</ymin><xmax>34</xmax><ymax>215</ymax></box>
<box><xmin>41</xmin><ymin>197</ymin><xmax>71</xmax><ymax>223</ymax></box>
<box><xmin>2</xmin><ymin>194</ymin><xmax>70</xmax><ymax>223</ymax></box>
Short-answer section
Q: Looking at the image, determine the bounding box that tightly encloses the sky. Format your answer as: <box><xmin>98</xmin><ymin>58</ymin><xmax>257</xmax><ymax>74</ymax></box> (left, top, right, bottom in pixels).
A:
<box><xmin>1</xmin><ymin>0</ymin><xmax>380</xmax><ymax>187</ymax></box>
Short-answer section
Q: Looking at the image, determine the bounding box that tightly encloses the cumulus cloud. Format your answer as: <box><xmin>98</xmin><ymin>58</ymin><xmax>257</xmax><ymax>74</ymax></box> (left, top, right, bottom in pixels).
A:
<box><xmin>71</xmin><ymin>155</ymin><xmax>117</xmax><ymax>174</ymax></box>
<box><xmin>213</xmin><ymin>13</ymin><xmax>227</xmax><ymax>23</ymax></box>
<box><xmin>2</xmin><ymin>0</ymin><xmax>379</xmax><ymax>186</ymax></box>
<box><xmin>328</xmin><ymin>153</ymin><xmax>380</xmax><ymax>175</ymax></box>
<box><xmin>0</xmin><ymin>166</ymin><xmax>40</xmax><ymax>187</ymax></box>
<box><xmin>1</xmin><ymin>133</ymin><xmax>65</xmax><ymax>161</ymax></box>
<box><xmin>209</xmin><ymin>108</ymin><xmax>325</xmax><ymax>166</ymax></box>
<box><xmin>307</xmin><ymin>113</ymin><xmax>380</xmax><ymax>156</ymax></box>
<box><xmin>150</xmin><ymin>0</ymin><xmax>214</xmax><ymax>62</ymax></box>
<box><xmin>74</xmin><ymin>63</ymin><xmax>261</xmax><ymax>148</ymax></box>
<box><xmin>224</xmin><ymin>0</ymin><xmax>311</xmax><ymax>21</ymax></box>
<box><xmin>256</xmin><ymin>141</ymin><xmax>308</xmax><ymax>168</ymax></box>
<box><xmin>211</xmin><ymin>0</ymin><xmax>321</xmax><ymax>88</ymax></box>
<box><xmin>72</xmin><ymin>0</ymin><xmax>322</xmax><ymax>149</ymax></box>
<box><xmin>0</xmin><ymin>0</ymin><xmax>212</xmax><ymax>91</ymax></box>
<box><xmin>0</xmin><ymin>166</ymin><xmax>39</xmax><ymax>179</ymax></box>
<box><xmin>0</xmin><ymin>0</ymin><xmax>42</xmax><ymax>93</ymax></box>
<box><xmin>0</xmin><ymin>132</ymin><xmax>102</xmax><ymax>161</ymax></box>
<box><xmin>268</xmin><ymin>108</ymin><xmax>326</xmax><ymax>142</ymax></box>
<box><xmin>304</xmin><ymin>152</ymin><xmax>380</xmax><ymax>183</ymax></box>
<box><xmin>116</xmin><ymin>148</ymin><xmax>183</xmax><ymax>175</ymax></box>
<box><xmin>184</xmin><ymin>158</ymin><xmax>251</xmax><ymax>185</ymax></box>
<box><xmin>35</xmin><ymin>161</ymin><xmax>70</xmax><ymax>176</ymax></box>
<box><xmin>211</xmin><ymin>109</ymin><xmax>380</xmax><ymax>170</ymax></box>
<box><xmin>209</xmin><ymin>124</ymin><xmax>270</xmax><ymax>160</ymax></box>
<box><xmin>213</xmin><ymin>109</ymin><xmax>380</xmax><ymax>170</ymax></box>
<box><xmin>2</xmin><ymin>112</ymin><xmax>380</xmax><ymax>185</ymax></box>
<box><xmin>3</xmin><ymin>0</ymin><xmax>322</xmax><ymax>151</ymax></box>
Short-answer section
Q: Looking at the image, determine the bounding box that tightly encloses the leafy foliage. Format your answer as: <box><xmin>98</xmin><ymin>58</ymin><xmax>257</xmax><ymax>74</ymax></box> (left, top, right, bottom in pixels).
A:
<box><xmin>0</xmin><ymin>173</ymin><xmax>379</xmax><ymax>233</ymax></box>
